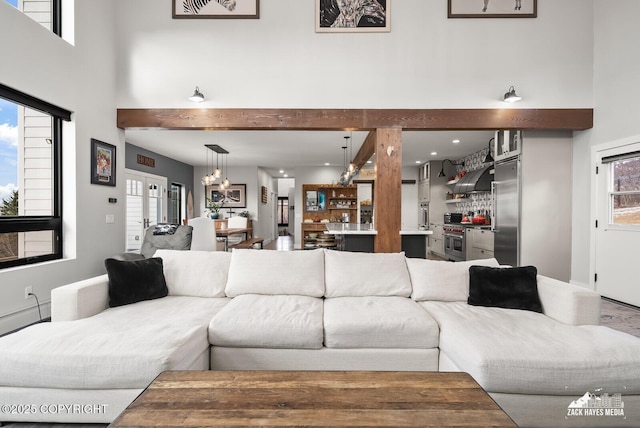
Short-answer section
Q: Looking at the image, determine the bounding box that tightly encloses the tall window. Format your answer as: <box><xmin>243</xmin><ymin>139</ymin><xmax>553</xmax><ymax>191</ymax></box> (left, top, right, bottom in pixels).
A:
<box><xmin>4</xmin><ymin>0</ymin><xmax>62</xmax><ymax>36</ymax></box>
<box><xmin>0</xmin><ymin>84</ymin><xmax>71</xmax><ymax>269</ymax></box>
<box><xmin>277</xmin><ymin>197</ymin><xmax>289</xmax><ymax>226</ymax></box>
<box><xmin>606</xmin><ymin>153</ymin><xmax>640</xmax><ymax>226</ymax></box>
<box><xmin>169</xmin><ymin>183</ymin><xmax>183</xmax><ymax>225</ymax></box>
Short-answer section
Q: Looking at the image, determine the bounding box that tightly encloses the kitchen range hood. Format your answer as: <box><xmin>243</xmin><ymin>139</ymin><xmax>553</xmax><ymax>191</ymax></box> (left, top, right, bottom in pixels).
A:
<box><xmin>452</xmin><ymin>165</ymin><xmax>492</xmax><ymax>194</ymax></box>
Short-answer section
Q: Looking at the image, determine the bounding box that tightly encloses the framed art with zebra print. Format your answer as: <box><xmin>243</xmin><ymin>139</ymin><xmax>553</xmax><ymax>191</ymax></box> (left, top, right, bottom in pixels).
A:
<box><xmin>173</xmin><ymin>0</ymin><xmax>259</xmax><ymax>19</ymax></box>
<box><xmin>448</xmin><ymin>0</ymin><xmax>536</xmax><ymax>18</ymax></box>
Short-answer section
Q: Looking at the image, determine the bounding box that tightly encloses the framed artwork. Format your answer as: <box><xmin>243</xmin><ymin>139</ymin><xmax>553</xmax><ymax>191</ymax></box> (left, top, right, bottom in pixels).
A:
<box><xmin>261</xmin><ymin>186</ymin><xmax>268</xmax><ymax>204</ymax></box>
<box><xmin>172</xmin><ymin>0</ymin><xmax>259</xmax><ymax>19</ymax></box>
<box><xmin>305</xmin><ymin>189</ymin><xmax>326</xmax><ymax>212</ymax></box>
<box><xmin>90</xmin><ymin>138</ymin><xmax>116</xmax><ymax>186</ymax></box>
<box><xmin>448</xmin><ymin>0</ymin><xmax>537</xmax><ymax>18</ymax></box>
<box><xmin>316</xmin><ymin>0</ymin><xmax>390</xmax><ymax>33</ymax></box>
<box><xmin>206</xmin><ymin>184</ymin><xmax>247</xmax><ymax>208</ymax></box>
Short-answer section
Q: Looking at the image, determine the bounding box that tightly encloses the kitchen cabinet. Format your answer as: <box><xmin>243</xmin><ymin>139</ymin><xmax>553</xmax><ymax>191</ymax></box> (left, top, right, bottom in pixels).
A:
<box><xmin>417</xmin><ymin>161</ymin><xmax>450</xmax><ymax>228</ymax></box>
<box><xmin>466</xmin><ymin>227</ymin><xmax>494</xmax><ymax>261</ymax></box>
<box><xmin>428</xmin><ymin>223</ymin><xmax>445</xmax><ymax>258</ymax></box>
<box><xmin>418</xmin><ymin>163</ymin><xmax>430</xmax><ymax>203</ymax></box>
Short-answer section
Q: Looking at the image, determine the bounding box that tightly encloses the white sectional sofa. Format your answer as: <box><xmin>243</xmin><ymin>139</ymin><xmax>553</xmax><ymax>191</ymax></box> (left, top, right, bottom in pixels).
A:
<box><xmin>1</xmin><ymin>249</ymin><xmax>639</xmax><ymax>427</ymax></box>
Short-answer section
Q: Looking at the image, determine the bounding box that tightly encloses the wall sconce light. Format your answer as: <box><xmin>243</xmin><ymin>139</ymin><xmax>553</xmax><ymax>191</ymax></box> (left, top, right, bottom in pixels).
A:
<box><xmin>503</xmin><ymin>86</ymin><xmax>522</xmax><ymax>103</ymax></box>
<box><xmin>483</xmin><ymin>138</ymin><xmax>495</xmax><ymax>163</ymax></box>
<box><xmin>437</xmin><ymin>159</ymin><xmax>465</xmax><ymax>178</ymax></box>
<box><xmin>189</xmin><ymin>86</ymin><xmax>205</xmax><ymax>103</ymax></box>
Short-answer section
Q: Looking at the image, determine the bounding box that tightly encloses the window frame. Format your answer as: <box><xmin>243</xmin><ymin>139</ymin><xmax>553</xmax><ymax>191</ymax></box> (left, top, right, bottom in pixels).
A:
<box><xmin>0</xmin><ymin>83</ymin><xmax>70</xmax><ymax>269</ymax></box>
<box><xmin>277</xmin><ymin>197</ymin><xmax>289</xmax><ymax>226</ymax></box>
<box><xmin>604</xmin><ymin>151</ymin><xmax>640</xmax><ymax>230</ymax></box>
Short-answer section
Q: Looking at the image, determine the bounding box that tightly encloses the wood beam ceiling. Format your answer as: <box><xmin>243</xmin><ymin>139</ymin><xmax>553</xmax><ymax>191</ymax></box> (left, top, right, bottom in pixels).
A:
<box><xmin>117</xmin><ymin>108</ymin><xmax>593</xmax><ymax>131</ymax></box>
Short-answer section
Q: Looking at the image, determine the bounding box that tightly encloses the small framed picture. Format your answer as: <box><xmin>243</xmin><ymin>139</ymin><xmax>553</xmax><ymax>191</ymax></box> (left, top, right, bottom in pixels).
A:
<box><xmin>173</xmin><ymin>0</ymin><xmax>259</xmax><ymax>19</ymax></box>
<box><xmin>448</xmin><ymin>0</ymin><xmax>537</xmax><ymax>18</ymax></box>
<box><xmin>90</xmin><ymin>139</ymin><xmax>116</xmax><ymax>186</ymax></box>
<box><xmin>316</xmin><ymin>0</ymin><xmax>390</xmax><ymax>33</ymax></box>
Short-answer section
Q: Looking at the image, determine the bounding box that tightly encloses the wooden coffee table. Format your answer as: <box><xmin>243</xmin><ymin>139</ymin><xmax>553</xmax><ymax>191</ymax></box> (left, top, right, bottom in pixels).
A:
<box><xmin>110</xmin><ymin>371</ymin><xmax>516</xmax><ymax>427</ymax></box>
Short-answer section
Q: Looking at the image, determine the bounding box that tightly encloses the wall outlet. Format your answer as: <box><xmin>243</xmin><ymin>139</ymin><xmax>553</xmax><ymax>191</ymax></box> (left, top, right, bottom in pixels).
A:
<box><xmin>106</xmin><ymin>214</ymin><xmax>115</xmax><ymax>224</ymax></box>
<box><xmin>24</xmin><ymin>286</ymin><xmax>33</xmax><ymax>299</ymax></box>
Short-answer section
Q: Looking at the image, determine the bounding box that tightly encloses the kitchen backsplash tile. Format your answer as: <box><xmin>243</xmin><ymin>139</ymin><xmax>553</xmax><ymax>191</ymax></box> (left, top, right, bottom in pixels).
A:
<box><xmin>453</xmin><ymin>145</ymin><xmax>494</xmax><ymax>217</ymax></box>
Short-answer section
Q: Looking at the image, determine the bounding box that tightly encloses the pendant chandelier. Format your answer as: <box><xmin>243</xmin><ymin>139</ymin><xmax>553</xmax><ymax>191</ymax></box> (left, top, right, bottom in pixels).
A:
<box><xmin>338</xmin><ymin>134</ymin><xmax>358</xmax><ymax>186</ymax></box>
<box><xmin>202</xmin><ymin>144</ymin><xmax>231</xmax><ymax>188</ymax></box>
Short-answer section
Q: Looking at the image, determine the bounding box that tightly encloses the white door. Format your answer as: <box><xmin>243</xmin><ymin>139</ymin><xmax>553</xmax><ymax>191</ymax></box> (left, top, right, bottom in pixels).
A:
<box><xmin>594</xmin><ymin>142</ymin><xmax>640</xmax><ymax>305</ymax></box>
<box><xmin>125</xmin><ymin>170</ymin><xmax>168</xmax><ymax>252</ymax></box>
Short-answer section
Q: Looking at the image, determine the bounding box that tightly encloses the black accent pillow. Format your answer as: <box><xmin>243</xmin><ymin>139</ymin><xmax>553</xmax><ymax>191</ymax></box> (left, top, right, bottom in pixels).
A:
<box><xmin>105</xmin><ymin>257</ymin><xmax>168</xmax><ymax>307</ymax></box>
<box><xmin>468</xmin><ymin>265</ymin><xmax>543</xmax><ymax>313</ymax></box>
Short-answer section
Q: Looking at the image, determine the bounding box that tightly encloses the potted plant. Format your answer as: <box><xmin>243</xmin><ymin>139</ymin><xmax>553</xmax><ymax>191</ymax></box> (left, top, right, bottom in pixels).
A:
<box><xmin>238</xmin><ymin>210</ymin><xmax>251</xmax><ymax>219</ymax></box>
<box><xmin>206</xmin><ymin>197</ymin><xmax>224</xmax><ymax>219</ymax></box>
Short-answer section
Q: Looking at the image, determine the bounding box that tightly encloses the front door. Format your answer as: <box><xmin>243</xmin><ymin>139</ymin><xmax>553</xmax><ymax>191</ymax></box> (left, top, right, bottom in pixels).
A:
<box><xmin>595</xmin><ymin>142</ymin><xmax>640</xmax><ymax>305</ymax></box>
<box><xmin>125</xmin><ymin>170</ymin><xmax>168</xmax><ymax>252</ymax></box>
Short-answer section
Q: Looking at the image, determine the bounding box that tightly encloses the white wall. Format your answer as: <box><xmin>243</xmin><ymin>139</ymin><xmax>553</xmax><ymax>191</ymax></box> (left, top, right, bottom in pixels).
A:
<box><xmin>571</xmin><ymin>0</ymin><xmax>640</xmax><ymax>287</ymax></box>
<box><xmin>257</xmin><ymin>168</ymin><xmax>277</xmax><ymax>244</ymax></box>
<box><xmin>0</xmin><ymin>0</ymin><xmax>122</xmax><ymax>334</ymax></box>
<box><xmin>115</xmin><ymin>0</ymin><xmax>593</xmax><ymax>110</ymax></box>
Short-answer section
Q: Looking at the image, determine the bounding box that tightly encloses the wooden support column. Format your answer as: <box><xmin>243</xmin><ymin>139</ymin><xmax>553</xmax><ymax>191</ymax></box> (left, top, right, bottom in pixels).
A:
<box><xmin>373</xmin><ymin>128</ymin><xmax>402</xmax><ymax>253</ymax></box>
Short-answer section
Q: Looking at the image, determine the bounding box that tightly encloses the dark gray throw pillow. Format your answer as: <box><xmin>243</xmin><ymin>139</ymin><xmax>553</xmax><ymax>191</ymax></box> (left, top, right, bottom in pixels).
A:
<box><xmin>105</xmin><ymin>257</ymin><xmax>168</xmax><ymax>307</ymax></box>
<box><xmin>468</xmin><ymin>265</ymin><xmax>543</xmax><ymax>313</ymax></box>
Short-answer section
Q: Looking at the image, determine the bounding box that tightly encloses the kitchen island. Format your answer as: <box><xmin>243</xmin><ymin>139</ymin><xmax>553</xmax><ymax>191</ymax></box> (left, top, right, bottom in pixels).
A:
<box><xmin>401</xmin><ymin>229</ymin><xmax>433</xmax><ymax>258</ymax></box>
<box><xmin>325</xmin><ymin>223</ymin><xmax>377</xmax><ymax>252</ymax></box>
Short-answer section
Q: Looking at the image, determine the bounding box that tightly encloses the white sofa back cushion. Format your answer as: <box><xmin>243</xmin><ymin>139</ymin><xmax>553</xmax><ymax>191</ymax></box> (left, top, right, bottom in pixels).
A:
<box><xmin>324</xmin><ymin>250</ymin><xmax>412</xmax><ymax>297</ymax></box>
<box><xmin>155</xmin><ymin>249</ymin><xmax>231</xmax><ymax>298</ymax></box>
<box><xmin>225</xmin><ymin>249</ymin><xmax>325</xmax><ymax>297</ymax></box>
<box><xmin>407</xmin><ymin>257</ymin><xmax>500</xmax><ymax>301</ymax></box>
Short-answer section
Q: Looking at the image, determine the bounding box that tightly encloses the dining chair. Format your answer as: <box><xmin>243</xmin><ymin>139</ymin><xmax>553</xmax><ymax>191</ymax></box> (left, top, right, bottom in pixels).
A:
<box><xmin>187</xmin><ymin>217</ymin><xmax>219</xmax><ymax>251</ymax></box>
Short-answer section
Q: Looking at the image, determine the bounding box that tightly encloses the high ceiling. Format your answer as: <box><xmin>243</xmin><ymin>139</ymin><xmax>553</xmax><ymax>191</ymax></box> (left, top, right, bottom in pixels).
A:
<box><xmin>124</xmin><ymin>129</ymin><xmax>496</xmax><ymax>178</ymax></box>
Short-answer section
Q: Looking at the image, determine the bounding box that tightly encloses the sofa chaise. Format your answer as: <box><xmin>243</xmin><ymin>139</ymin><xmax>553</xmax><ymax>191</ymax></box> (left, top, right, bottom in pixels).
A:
<box><xmin>0</xmin><ymin>249</ymin><xmax>639</xmax><ymax>427</ymax></box>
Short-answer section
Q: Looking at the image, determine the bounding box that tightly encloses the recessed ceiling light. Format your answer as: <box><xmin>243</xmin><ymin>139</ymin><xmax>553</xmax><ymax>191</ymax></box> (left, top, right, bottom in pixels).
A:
<box><xmin>366</xmin><ymin>160</ymin><xmax>372</xmax><ymax>164</ymax></box>
<box><xmin>283</xmin><ymin>174</ymin><xmax>289</xmax><ymax>178</ymax></box>
<box><xmin>415</xmin><ymin>161</ymin><xmax>421</xmax><ymax>164</ymax></box>
<box><xmin>325</xmin><ymin>162</ymin><xmax>331</xmax><ymax>166</ymax></box>
<box><xmin>431</xmin><ymin>152</ymin><xmax>438</xmax><ymax>156</ymax></box>
<box><xmin>452</xmin><ymin>139</ymin><xmax>460</xmax><ymax>144</ymax></box>
<box><xmin>279</xmin><ymin>169</ymin><xmax>284</xmax><ymax>174</ymax></box>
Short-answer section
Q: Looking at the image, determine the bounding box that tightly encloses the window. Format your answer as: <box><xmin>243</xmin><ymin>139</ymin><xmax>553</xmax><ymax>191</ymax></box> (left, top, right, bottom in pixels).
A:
<box><xmin>605</xmin><ymin>152</ymin><xmax>640</xmax><ymax>226</ymax></box>
<box><xmin>277</xmin><ymin>197</ymin><xmax>289</xmax><ymax>226</ymax></box>
<box><xmin>169</xmin><ymin>183</ymin><xmax>183</xmax><ymax>225</ymax></box>
<box><xmin>4</xmin><ymin>0</ymin><xmax>62</xmax><ymax>36</ymax></box>
<box><xmin>0</xmin><ymin>83</ymin><xmax>71</xmax><ymax>269</ymax></box>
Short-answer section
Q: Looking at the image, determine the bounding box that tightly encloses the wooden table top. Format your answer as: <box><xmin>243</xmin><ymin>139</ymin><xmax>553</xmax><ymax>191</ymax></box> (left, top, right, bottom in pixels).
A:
<box><xmin>215</xmin><ymin>227</ymin><xmax>251</xmax><ymax>237</ymax></box>
<box><xmin>110</xmin><ymin>371</ymin><xmax>516</xmax><ymax>427</ymax></box>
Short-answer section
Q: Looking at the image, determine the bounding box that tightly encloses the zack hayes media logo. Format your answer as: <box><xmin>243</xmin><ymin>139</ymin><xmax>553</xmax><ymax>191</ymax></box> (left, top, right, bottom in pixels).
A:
<box><xmin>566</xmin><ymin>391</ymin><xmax>625</xmax><ymax>418</ymax></box>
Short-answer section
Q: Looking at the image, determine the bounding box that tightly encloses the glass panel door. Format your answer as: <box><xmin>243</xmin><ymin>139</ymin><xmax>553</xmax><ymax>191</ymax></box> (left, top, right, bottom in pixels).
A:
<box><xmin>125</xmin><ymin>170</ymin><xmax>167</xmax><ymax>253</ymax></box>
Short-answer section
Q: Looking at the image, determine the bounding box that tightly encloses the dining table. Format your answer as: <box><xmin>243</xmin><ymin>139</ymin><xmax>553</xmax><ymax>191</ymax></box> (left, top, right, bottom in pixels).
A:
<box><xmin>215</xmin><ymin>227</ymin><xmax>252</xmax><ymax>251</ymax></box>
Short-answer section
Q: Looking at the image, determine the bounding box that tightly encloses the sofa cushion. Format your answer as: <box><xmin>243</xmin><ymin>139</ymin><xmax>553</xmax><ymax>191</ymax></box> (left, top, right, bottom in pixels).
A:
<box><xmin>208</xmin><ymin>294</ymin><xmax>324</xmax><ymax>349</ymax></box>
<box><xmin>0</xmin><ymin>296</ymin><xmax>230</xmax><ymax>389</ymax></box>
<box><xmin>324</xmin><ymin>296</ymin><xmax>439</xmax><ymax>349</ymax></box>
<box><xmin>407</xmin><ymin>257</ymin><xmax>500</xmax><ymax>302</ymax></box>
<box><xmin>225</xmin><ymin>249</ymin><xmax>325</xmax><ymax>297</ymax></box>
<box><xmin>468</xmin><ymin>265</ymin><xmax>542</xmax><ymax>313</ymax></box>
<box><xmin>104</xmin><ymin>257</ymin><xmax>168</xmax><ymax>307</ymax></box>
<box><xmin>324</xmin><ymin>250</ymin><xmax>412</xmax><ymax>297</ymax></box>
<box><xmin>155</xmin><ymin>249</ymin><xmax>231</xmax><ymax>298</ymax></box>
<box><xmin>140</xmin><ymin>224</ymin><xmax>192</xmax><ymax>258</ymax></box>
<box><xmin>420</xmin><ymin>301</ymin><xmax>640</xmax><ymax>395</ymax></box>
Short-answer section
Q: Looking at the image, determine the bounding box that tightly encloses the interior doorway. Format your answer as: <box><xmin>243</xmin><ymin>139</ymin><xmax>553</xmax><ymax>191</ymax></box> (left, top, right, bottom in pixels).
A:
<box><xmin>594</xmin><ymin>140</ymin><xmax>640</xmax><ymax>306</ymax></box>
<box><xmin>125</xmin><ymin>169</ymin><xmax>168</xmax><ymax>252</ymax></box>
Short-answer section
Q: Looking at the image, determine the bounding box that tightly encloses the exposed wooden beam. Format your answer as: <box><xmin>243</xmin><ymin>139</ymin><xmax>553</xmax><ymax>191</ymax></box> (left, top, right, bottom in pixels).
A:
<box><xmin>352</xmin><ymin>130</ymin><xmax>376</xmax><ymax>169</ymax></box>
<box><xmin>374</xmin><ymin>128</ymin><xmax>403</xmax><ymax>254</ymax></box>
<box><xmin>117</xmin><ymin>108</ymin><xmax>593</xmax><ymax>131</ymax></box>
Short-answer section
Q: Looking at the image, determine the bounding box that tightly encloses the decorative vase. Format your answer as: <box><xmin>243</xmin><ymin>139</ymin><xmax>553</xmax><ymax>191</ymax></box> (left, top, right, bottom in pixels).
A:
<box><xmin>210</xmin><ymin>213</ymin><xmax>219</xmax><ymax>219</ymax></box>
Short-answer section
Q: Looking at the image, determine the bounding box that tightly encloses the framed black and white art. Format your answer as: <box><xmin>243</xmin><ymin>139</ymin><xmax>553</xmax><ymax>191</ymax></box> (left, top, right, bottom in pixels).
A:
<box><xmin>448</xmin><ymin>0</ymin><xmax>537</xmax><ymax>18</ymax></box>
<box><xmin>173</xmin><ymin>0</ymin><xmax>259</xmax><ymax>19</ymax></box>
<box><xmin>316</xmin><ymin>0</ymin><xmax>390</xmax><ymax>33</ymax></box>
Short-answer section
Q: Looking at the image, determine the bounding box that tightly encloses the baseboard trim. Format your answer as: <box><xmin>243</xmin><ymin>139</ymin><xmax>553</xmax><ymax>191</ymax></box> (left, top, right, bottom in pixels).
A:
<box><xmin>0</xmin><ymin>302</ymin><xmax>51</xmax><ymax>337</ymax></box>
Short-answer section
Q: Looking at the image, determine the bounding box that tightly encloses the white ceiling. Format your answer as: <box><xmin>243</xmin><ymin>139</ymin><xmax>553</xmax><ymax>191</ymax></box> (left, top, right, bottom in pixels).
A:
<box><xmin>125</xmin><ymin>129</ymin><xmax>495</xmax><ymax>178</ymax></box>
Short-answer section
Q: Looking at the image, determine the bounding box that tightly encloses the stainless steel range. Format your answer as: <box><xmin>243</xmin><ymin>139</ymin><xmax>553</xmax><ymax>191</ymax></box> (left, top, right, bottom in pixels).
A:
<box><xmin>443</xmin><ymin>222</ymin><xmax>465</xmax><ymax>262</ymax></box>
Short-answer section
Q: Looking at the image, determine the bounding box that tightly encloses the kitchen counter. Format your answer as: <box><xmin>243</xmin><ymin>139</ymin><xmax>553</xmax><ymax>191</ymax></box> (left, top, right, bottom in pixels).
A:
<box><xmin>400</xmin><ymin>230</ymin><xmax>433</xmax><ymax>235</ymax></box>
<box><xmin>324</xmin><ymin>223</ymin><xmax>377</xmax><ymax>235</ymax></box>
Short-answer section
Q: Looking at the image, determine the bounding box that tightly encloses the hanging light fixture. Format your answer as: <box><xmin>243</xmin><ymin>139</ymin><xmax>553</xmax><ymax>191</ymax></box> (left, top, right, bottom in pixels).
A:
<box><xmin>483</xmin><ymin>137</ymin><xmax>495</xmax><ymax>163</ymax></box>
<box><xmin>189</xmin><ymin>86</ymin><xmax>205</xmax><ymax>103</ymax></box>
<box><xmin>222</xmin><ymin>152</ymin><xmax>231</xmax><ymax>188</ymax></box>
<box><xmin>346</xmin><ymin>134</ymin><xmax>357</xmax><ymax>174</ymax></box>
<box><xmin>201</xmin><ymin>147</ymin><xmax>211</xmax><ymax>186</ymax></box>
<box><xmin>503</xmin><ymin>86</ymin><xmax>522</xmax><ymax>103</ymax></box>
<box><xmin>213</xmin><ymin>152</ymin><xmax>222</xmax><ymax>179</ymax></box>
<box><xmin>338</xmin><ymin>142</ymin><xmax>350</xmax><ymax>186</ymax></box>
<box><xmin>437</xmin><ymin>159</ymin><xmax>466</xmax><ymax>178</ymax></box>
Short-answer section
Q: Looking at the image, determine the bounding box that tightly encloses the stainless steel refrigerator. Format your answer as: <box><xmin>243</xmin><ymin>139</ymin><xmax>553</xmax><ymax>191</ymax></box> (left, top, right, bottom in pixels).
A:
<box><xmin>493</xmin><ymin>157</ymin><xmax>520</xmax><ymax>267</ymax></box>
